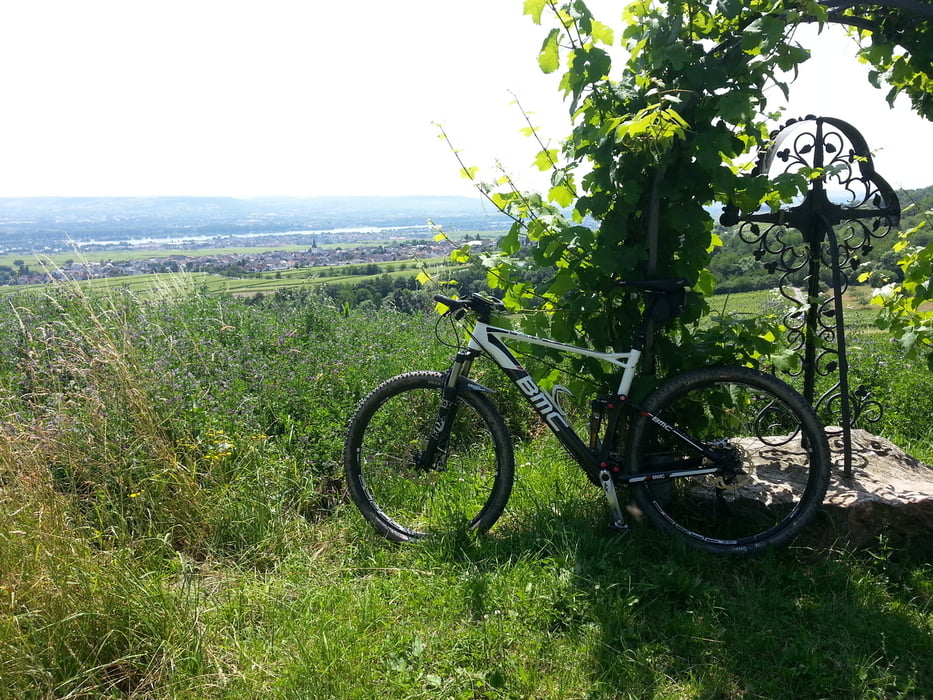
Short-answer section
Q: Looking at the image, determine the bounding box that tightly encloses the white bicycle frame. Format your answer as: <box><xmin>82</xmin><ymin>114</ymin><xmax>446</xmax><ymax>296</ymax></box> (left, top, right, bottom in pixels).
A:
<box><xmin>432</xmin><ymin>301</ymin><xmax>720</xmax><ymax>531</ymax></box>
<box><xmin>454</xmin><ymin>317</ymin><xmax>719</xmax><ymax>475</ymax></box>
<box><xmin>468</xmin><ymin>320</ymin><xmax>643</xmax><ymax>402</ymax></box>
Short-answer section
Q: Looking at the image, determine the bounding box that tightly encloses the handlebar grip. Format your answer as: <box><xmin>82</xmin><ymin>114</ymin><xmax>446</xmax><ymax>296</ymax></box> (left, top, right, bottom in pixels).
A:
<box><xmin>433</xmin><ymin>294</ymin><xmax>463</xmax><ymax>308</ymax></box>
<box><xmin>433</xmin><ymin>293</ymin><xmax>502</xmax><ymax>319</ymax></box>
<box><xmin>615</xmin><ymin>278</ymin><xmax>688</xmax><ymax>293</ymax></box>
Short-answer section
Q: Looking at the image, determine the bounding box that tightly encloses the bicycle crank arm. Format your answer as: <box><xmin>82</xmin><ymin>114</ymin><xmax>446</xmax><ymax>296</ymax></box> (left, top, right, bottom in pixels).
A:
<box><xmin>598</xmin><ymin>469</ymin><xmax>629</xmax><ymax>533</ymax></box>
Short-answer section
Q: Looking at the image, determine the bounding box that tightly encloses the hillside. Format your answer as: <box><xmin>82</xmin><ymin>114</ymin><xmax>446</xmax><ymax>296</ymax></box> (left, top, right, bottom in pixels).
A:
<box><xmin>713</xmin><ymin>185</ymin><xmax>933</xmax><ymax>293</ymax></box>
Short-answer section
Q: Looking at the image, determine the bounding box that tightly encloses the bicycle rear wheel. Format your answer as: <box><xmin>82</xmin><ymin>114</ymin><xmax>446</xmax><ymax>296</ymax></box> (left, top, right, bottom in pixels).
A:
<box><xmin>343</xmin><ymin>371</ymin><xmax>514</xmax><ymax>542</ymax></box>
<box><xmin>625</xmin><ymin>366</ymin><xmax>830</xmax><ymax>554</ymax></box>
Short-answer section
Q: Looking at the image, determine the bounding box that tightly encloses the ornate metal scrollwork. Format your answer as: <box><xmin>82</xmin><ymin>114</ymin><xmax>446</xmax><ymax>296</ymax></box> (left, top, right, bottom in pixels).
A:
<box><xmin>721</xmin><ymin>116</ymin><xmax>900</xmax><ymax>477</ymax></box>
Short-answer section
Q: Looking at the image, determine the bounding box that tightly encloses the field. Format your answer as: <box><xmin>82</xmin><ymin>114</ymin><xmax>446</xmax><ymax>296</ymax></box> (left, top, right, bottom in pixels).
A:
<box><xmin>0</xmin><ymin>255</ymin><xmax>453</xmax><ymax>299</ymax></box>
<box><xmin>0</xmin><ymin>246</ymin><xmax>307</xmax><ymax>267</ymax></box>
<box><xmin>0</xmin><ymin>281</ymin><xmax>930</xmax><ymax>698</ymax></box>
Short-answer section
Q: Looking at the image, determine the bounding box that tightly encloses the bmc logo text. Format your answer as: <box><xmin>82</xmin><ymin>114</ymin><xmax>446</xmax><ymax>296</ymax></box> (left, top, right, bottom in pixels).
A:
<box><xmin>516</xmin><ymin>376</ymin><xmax>570</xmax><ymax>431</ymax></box>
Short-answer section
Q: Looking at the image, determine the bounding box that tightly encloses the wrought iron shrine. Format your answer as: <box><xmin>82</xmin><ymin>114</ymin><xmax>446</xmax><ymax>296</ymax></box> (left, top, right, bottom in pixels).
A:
<box><xmin>721</xmin><ymin>116</ymin><xmax>901</xmax><ymax>477</ymax></box>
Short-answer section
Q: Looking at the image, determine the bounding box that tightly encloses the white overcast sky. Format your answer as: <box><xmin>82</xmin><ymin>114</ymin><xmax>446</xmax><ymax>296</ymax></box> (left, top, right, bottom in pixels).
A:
<box><xmin>0</xmin><ymin>0</ymin><xmax>929</xmax><ymax>198</ymax></box>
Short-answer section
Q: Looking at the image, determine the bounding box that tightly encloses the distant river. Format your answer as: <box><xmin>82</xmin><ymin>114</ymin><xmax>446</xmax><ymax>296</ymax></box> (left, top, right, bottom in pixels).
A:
<box><xmin>73</xmin><ymin>224</ymin><xmax>432</xmax><ymax>248</ymax></box>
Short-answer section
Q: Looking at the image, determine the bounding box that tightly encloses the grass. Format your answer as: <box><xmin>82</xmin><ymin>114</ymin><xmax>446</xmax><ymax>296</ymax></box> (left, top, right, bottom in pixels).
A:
<box><xmin>708</xmin><ymin>285</ymin><xmax>883</xmax><ymax>328</ymax></box>
<box><xmin>0</xmin><ymin>281</ymin><xmax>930</xmax><ymax>698</ymax></box>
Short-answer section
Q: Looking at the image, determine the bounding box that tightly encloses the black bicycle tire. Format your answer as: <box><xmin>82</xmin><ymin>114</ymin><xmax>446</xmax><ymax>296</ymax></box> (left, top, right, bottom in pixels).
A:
<box><xmin>625</xmin><ymin>366</ymin><xmax>830</xmax><ymax>554</ymax></box>
<box><xmin>343</xmin><ymin>371</ymin><xmax>515</xmax><ymax>542</ymax></box>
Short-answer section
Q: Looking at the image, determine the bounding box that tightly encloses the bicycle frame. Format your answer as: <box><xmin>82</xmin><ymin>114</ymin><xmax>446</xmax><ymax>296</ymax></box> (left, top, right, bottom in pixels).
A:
<box><xmin>464</xmin><ymin>320</ymin><xmax>634</xmax><ymax>476</ymax></box>
<box><xmin>437</xmin><ymin>317</ymin><xmax>722</xmax><ymax>490</ymax></box>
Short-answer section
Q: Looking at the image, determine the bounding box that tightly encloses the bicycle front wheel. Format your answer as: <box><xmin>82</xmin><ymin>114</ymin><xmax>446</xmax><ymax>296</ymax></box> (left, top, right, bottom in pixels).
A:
<box><xmin>626</xmin><ymin>366</ymin><xmax>830</xmax><ymax>554</ymax></box>
<box><xmin>343</xmin><ymin>371</ymin><xmax>514</xmax><ymax>542</ymax></box>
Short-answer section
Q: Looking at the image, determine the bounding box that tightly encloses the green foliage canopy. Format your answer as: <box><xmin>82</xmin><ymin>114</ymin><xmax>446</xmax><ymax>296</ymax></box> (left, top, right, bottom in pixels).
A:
<box><xmin>448</xmin><ymin>0</ymin><xmax>824</xmax><ymax>381</ymax></box>
<box><xmin>870</xmin><ymin>210</ymin><xmax>933</xmax><ymax>370</ymax></box>
<box><xmin>443</xmin><ymin>0</ymin><xmax>931</xmax><ymax>384</ymax></box>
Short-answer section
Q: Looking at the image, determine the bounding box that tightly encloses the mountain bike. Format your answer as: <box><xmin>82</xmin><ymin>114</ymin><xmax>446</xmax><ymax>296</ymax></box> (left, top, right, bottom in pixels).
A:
<box><xmin>343</xmin><ymin>279</ymin><xmax>831</xmax><ymax>554</ymax></box>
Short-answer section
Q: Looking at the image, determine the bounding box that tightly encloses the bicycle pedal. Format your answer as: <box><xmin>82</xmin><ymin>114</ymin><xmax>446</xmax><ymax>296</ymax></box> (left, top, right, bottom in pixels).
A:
<box><xmin>608</xmin><ymin>519</ymin><xmax>630</xmax><ymax>534</ymax></box>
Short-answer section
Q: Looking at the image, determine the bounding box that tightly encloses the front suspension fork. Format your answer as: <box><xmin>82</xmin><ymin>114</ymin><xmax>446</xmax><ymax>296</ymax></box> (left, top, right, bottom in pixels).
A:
<box><xmin>417</xmin><ymin>351</ymin><xmax>475</xmax><ymax>470</ymax></box>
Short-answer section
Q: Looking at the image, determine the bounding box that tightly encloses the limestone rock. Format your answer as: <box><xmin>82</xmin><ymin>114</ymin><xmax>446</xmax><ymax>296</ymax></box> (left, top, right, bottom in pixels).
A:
<box><xmin>816</xmin><ymin>429</ymin><xmax>933</xmax><ymax>553</ymax></box>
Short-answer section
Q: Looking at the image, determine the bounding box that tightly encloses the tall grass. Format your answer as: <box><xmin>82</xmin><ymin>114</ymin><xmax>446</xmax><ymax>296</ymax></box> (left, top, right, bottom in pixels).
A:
<box><xmin>0</xmin><ymin>283</ymin><xmax>205</xmax><ymax>694</ymax></box>
<box><xmin>0</xmin><ymin>280</ymin><xmax>930</xmax><ymax>697</ymax></box>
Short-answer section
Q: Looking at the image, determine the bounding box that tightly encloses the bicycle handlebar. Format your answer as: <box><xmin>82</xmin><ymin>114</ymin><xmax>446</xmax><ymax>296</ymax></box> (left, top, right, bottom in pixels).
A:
<box><xmin>434</xmin><ymin>279</ymin><xmax>688</xmax><ymax>325</ymax></box>
<box><xmin>433</xmin><ymin>293</ymin><xmax>503</xmax><ymax>315</ymax></box>
<box><xmin>614</xmin><ymin>278</ymin><xmax>689</xmax><ymax>294</ymax></box>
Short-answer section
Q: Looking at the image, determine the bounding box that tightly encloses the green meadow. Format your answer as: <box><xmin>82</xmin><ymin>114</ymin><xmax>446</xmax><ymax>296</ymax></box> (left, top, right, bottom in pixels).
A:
<box><xmin>0</xmin><ymin>279</ymin><xmax>929</xmax><ymax>698</ymax></box>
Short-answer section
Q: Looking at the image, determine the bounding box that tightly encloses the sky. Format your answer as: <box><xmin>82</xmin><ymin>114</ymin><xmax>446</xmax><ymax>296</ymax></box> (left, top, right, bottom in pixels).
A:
<box><xmin>0</xmin><ymin>0</ymin><xmax>929</xmax><ymax>199</ymax></box>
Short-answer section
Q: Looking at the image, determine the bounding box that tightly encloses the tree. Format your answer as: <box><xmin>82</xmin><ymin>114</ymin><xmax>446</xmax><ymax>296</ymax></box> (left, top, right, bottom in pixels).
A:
<box><xmin>441</xmin><ymin>0</ymin><xmax>930</xmax><ymax>389</ymax></box>
<box><xmin>443</xmin><ymin>0</ymin><xmax>820</xmax><ymax>387</ymax></box>
<box><xmin>870</xmin><ymin>209</ymin><xmax>933</xmax><ymax>370</ymax></box>
<box><xmin>814</xmin><ymin>2</ymin><xmax>933</xmax><ymax>367</ymax></box>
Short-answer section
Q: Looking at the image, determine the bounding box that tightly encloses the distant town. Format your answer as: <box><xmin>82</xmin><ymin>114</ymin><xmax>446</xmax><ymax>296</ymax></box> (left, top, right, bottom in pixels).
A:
<box><xmin>1</xmin><ymin>235</ymin><xmax>476</xmax><ymax>287</ymax></box>
<box><xmin>0</xmin><ymin>196</ymin><xmax>508</xmax><ymax>287</ymax></box>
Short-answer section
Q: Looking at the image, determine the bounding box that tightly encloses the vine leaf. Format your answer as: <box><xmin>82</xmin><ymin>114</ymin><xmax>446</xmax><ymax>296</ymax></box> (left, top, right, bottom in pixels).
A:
<box><xmin>538</xmin><ymin>28</ymin><xmax>561</xmax><ymax>73</ymax></box>
<box><xmin>523</xmin><ymin>0</ymin><xmax>547</xmax><ymax>24</ymax></box>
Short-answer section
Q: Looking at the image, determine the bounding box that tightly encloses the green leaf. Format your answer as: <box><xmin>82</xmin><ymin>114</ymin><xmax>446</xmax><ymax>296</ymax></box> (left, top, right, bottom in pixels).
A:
<box><xmin>500</xmin><ymin>227</ymin><xmax>520</xmax><ymax>255</ymax></box>
<box><xmin>539</xmin><ymin>28</ymin><xmax>560</xmax><ymax>74</ymax></box>
<box><xmin>523</xmin><ymin>0</ymin><xmax>547</xmax><ymax>24</ymax></box>
<box><xmin>589</xmin><ymin>19</ymin><xmax>614</xmax><ymax>45</ymax></box>
<box><xmin>548</xmin><ymin>182</ymin><xmax>575</xmax><ymax>208</ymax></box>
<box><xmin>717</xmin><ymin>91</ymin><xmax>753</xmax><ymax>125</ymax></box>
<box><xmin>451</xmin><ymin>246</ymin><xmax>472</xmax><ymax>263</ymax></box>
<box><xmin>696</xmin><ymin>269</ymin><xmax>717</xmax><ymax>296</ymax></box>
<box><xmin>898</xmin><ymin>329</ymin><xmax>918</xmax><ymax>352</ymax></box>
<box><xmin>533</xmin><ymin>149</ymin><xmax>558</xmax><ymax>171</ymax></box>
<box><xmin>547</xmin><ymin>269</ymin><xmax>576</xmax><ymax>297</ymax></box>
<box><xmin>770</xmin><ymin>349</ymin><xmax>801</xmax><ymax>373</ymax></box>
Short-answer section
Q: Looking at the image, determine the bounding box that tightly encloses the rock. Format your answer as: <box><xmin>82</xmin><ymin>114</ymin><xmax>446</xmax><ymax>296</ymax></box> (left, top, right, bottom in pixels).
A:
<box><xmin>814</xmin><ymin>429</ymin><xmax>933</xmax><ymax>554</ymax></box>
